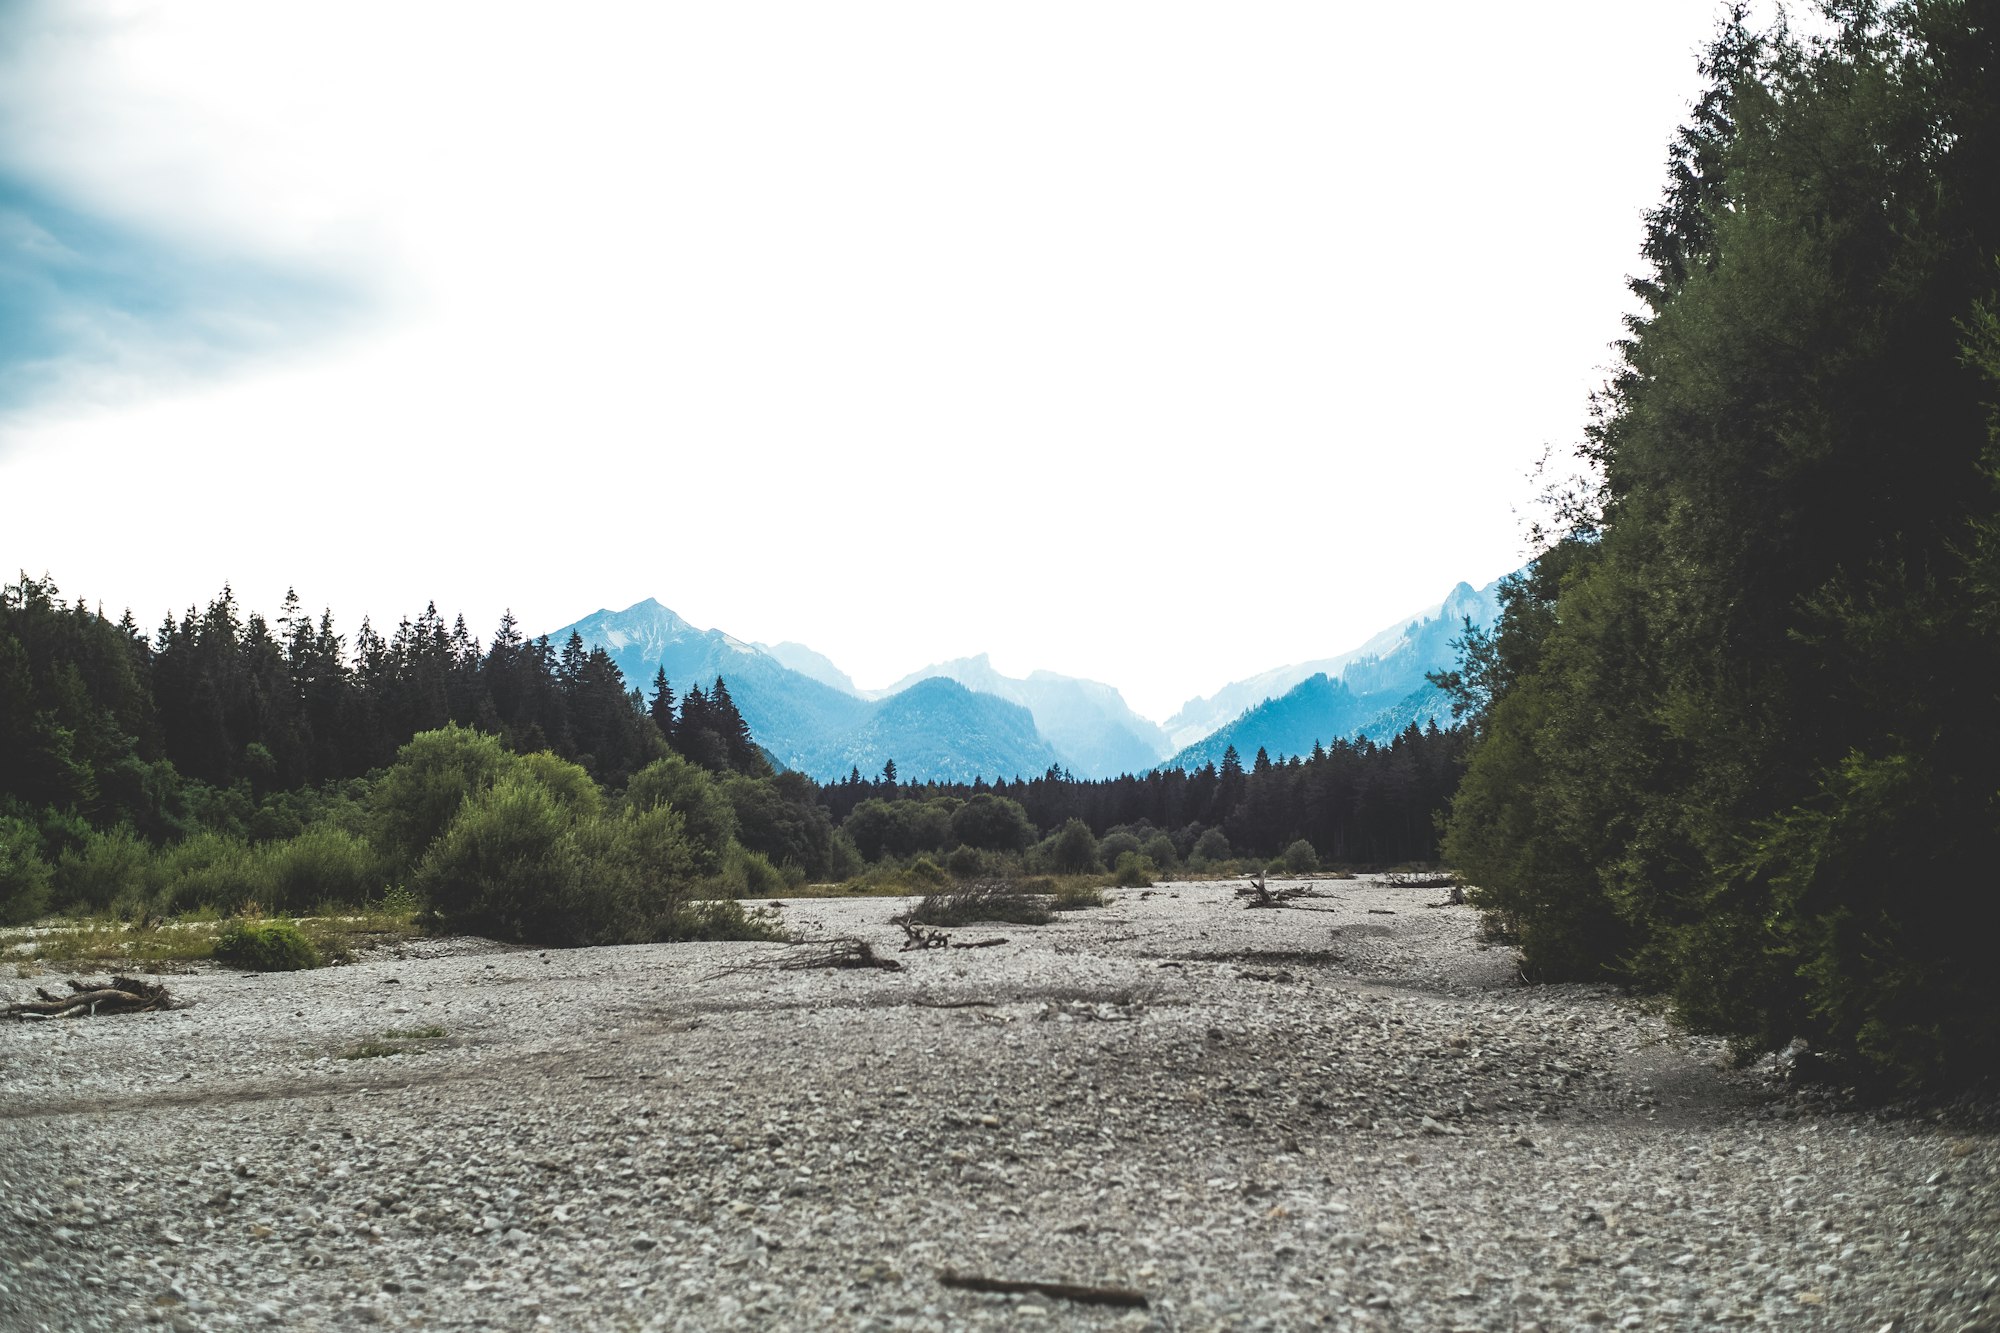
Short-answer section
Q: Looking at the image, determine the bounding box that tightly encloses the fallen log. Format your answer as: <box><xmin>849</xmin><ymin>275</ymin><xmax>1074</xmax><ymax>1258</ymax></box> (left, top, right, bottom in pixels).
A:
<box><xmin>6</xmin><ymin>975</ymin><xmax>175</xmax><ymax>1019</ymax></box>
<box><xmin>939</xmin><ymin>1267</ymin><xmax>1149</xmax><ymax>1309</ymax></box>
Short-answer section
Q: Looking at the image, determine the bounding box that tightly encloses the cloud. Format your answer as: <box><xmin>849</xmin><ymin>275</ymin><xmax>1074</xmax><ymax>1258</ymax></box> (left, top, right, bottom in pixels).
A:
<box><xmin>0</xmin><ymin>2</ymin><xmax>373</xmax><ymax>439</ymax></box>
<box><xmin>0</xmin><ymin>174</ymin><xmax>365</xmax><ymax>422</ymax></box>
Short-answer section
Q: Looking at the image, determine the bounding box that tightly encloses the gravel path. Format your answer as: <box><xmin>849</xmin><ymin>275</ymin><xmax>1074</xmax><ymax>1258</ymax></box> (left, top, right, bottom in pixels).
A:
<box><xmin>1</xmin><ymin>877</ymin><xmax>1994</xmax><ymax>1332</ymax></box>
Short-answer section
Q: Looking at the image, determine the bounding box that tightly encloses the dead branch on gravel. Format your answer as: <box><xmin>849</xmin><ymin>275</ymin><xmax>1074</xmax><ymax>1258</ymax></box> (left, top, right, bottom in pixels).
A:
<box><xmin>896</xmin><ymin>881</ymin><xmax>1051</xmax><ymax>927</ymax></box>
<box><xmin>779</xmin><ymin>937</ymin><xmax>903</xmax><ymax>971</ymax></box>
<box><xmin>938</xmin><ymin>1267</ymin><xmax>1149</xmax><ymax>1309</ymax></box>
<box><xmin>6</xmin><ymin>976</ymin><xmax>176</xmax><ymax>1019</ymax></box>
<box><xmin>1383</xmin><ymin>871</ymin><xmax>1460</xmax><ymax>889</ymax></box>
<box><xmin>1237</xmin><ymin>871</ymin><xmax>1321</xmax><ymax>909</ymax></box>
<box><xmin>899</xmin><ymin>922</ymin><xmax>1011</xmax><ymax>952</ymax></box>
<box><xmin>701</xmin><ymin>938</ymin><xmax>905</xmax><ymax>979</ymax></box>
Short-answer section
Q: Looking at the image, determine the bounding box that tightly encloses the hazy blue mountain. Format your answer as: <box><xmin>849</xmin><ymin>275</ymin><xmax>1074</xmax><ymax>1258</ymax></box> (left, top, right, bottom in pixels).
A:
<box><xmin>869</xmin><ymin>653</ymin><xmax>1170</xmax><ymax>779</ymax></box>
<box><xmin>756</xmin><ymin>640</ymin><xmax>859</xmax><ymax>695</ymax></box>
<box><xmin>545</xmin><ymin>601</ymin><xmax>1062</xmax><ymax>782</ymax></box>
<box><xmin>1163</xmin><ymin>578</ymin><xmax>1504</xmax><ymax>769</ymax></box>
<box><xmin>814</xmin><ymin>677</ymin><xmax>1060</xmax><ymax>784</ymax></box>
<box><xmin>1164</xmin><ymin>577</ymin><xmax>1505</xmax><ymax>751</ymax></box>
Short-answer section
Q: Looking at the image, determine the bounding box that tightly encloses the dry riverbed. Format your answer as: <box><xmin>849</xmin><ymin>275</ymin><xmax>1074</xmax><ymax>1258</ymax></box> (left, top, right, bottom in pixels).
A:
<box><xmin>1</xmin><ymin>877</ymin><xmax>1995</xmax><ymax>1332</ymax></box>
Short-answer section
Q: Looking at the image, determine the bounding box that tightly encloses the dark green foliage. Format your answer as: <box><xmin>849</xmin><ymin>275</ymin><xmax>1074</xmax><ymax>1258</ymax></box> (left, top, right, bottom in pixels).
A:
<box><xmin>1190</xmin><ymin>828</ymin><xmax>1233</xmax><ymax>866</ymax></box>
<box><xmin>840</xmin><ymin>797</ymin><xmax>954</xmax><ymax>862</ymax></box>
<box><xmin>1111</xmin><ymin>852</ymin><xmax>1154</xmax><ymax>888</ymax></box>
<box><xmin>213</xmin><ymin>917</ymin><xmax>321</xmax><ymax>971</ymax></box>
<box><xmin>948</xmin><ymin>793</ymin><xmax>1035</xmax><ymax>852</ymax></box>
<box><xmin>1443</xmin><ymin>2</ymin><xmax>2000</xmax><ymax>1091</ymax></box>
<box><xmin>1048</xmin><ymin>819</ymin><xmax>1100</xmax><ymax>874</ymax></box>
<box><xmin>1279</xmin><ymin>839</ymin><xmax>1319</xmax><ymax>874</ymax></box>
<box><xmin>625</xmin><ymin>754</ymin><xmax>736</xmax><ymax>875</ymax></box>
<box><xmin>0</xmin><ymin>813</ymin><xmax>53</xmax><ymax>924</ymax></box>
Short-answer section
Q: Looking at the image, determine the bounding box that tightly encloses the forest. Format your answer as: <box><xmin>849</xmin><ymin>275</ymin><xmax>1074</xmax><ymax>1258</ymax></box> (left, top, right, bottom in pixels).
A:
<box><xmin>1436</xmin><ymin>0</ymin><xmax>1998</xmax><ymax>1092</ymax></box>
<box><xmin>0</xmin><ymin>569</ymin><xmax>1457</xmax><ymax>943</ymax></box>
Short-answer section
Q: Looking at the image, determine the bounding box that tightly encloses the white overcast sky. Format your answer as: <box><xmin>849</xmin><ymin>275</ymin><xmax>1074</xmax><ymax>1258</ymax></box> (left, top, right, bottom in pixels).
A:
<box><xmin>0</xmin><ymin>0</ymin><xmax>1736</xmax><ymax>723</ymax></box>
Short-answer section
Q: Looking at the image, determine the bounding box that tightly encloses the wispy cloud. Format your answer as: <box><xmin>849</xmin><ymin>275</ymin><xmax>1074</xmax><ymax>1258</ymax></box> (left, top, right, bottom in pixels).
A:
<box><xmin>0</xmin><ymin>2</ymin><xmax>372</xmax><ymax>437</ymax></box>
<box><xmin>0</xmin><ymin>173</ymin><xmax>364</xmax><ymax>422</ymax></box>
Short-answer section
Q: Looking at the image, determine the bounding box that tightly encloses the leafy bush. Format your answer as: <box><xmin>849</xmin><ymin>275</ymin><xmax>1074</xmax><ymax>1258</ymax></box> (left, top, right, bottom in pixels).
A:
<box><xmin>1096</xmin><ymin>829</ymin><xmax>1144</xmax><ymax>867</ymax></box>
<box><xmin>1112</xmin><ymin>852</ymin><xmax>1155</xmax><ymax>888</ymax></box>
<box><xmin>415</xmin><ymin>773</ymin><xmax>586</xmax><ymax>944</ymax></box>
<box><xmin>1052</xmin><ymin>881</ymin><xmax>1107</xmax><ymax>911</ymax></box>
<box><xmin>51</xmin><ymin>826</ymin><xmax>150</xmax><ymax>915</ymax></box>
<box><xmin>1190</xmin><ymin>828</ymin><xmax>1233</xmax><ymax>866</ymax></box>
<box><xmin>1279</xmin><ymin>839</ymin><xmax>1320</xmax><ymax>874</ymax></box>
<box><xmin>625</xmin><ymin>754</ymin><xmax>736</xmax><ymax>875</ymax></box>
<box><xmin>944</xmin><ymin>844</ymin><xmax>990</xmax><ymax>880</ymax></box>
<box><xmin>1142</xmin><ymin>833</ymin><xmax>1179</xmax><ymax>873</ymax></box>
<box><xmin>213</xmin><ymin>917</ymin><xmax>321</xmax><ymax>971</ymax></box>
<box><xmin>1049</xmin><ymin>819</ymin><xmax>1100</xmax><ymax>874</ymax></box>
<box><xmin>0</xmin><ymin>815</ymin><xmax>52</xmax><ymax>925</ymax></box>
<box><xmin>155</xmin><ymin>831</ymin><xmax>269</xmax><ymax>915</ymax></box>
<box><xmin>260</xmin><ymin>826</ymin><xmax>381</xmax><ymax>913</ymax></box>
<box><xmin>368</xmin><ymin>725</ymin><xmax>514</xmax><ymax>875</ymax></box>
<box><xmin>713</xmin><ymin>843</ymin><xmax>792</xmax><ymax>897</ymax></box>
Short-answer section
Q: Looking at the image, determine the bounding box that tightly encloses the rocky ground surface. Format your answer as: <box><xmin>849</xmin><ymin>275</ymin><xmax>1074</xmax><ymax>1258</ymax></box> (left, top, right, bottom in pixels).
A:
<box><xmin>1</xmin><ymin>876</ymin><xmax>1995</xmax><ymax>1332</ymax></box>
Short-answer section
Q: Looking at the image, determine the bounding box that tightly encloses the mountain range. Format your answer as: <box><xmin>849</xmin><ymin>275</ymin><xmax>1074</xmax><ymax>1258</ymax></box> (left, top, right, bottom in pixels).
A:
<box><xmin>545</xmin><ymin>574</ymin><xmax>1508</xmax><ymax>783</ymax></box>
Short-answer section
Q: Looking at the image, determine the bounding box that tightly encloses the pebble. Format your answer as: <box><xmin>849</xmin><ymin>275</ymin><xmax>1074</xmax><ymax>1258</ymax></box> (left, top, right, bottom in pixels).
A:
<box><xmin>2</xmin><ymin>877</ymin><xmax>1995</xmax><ymax>1332</ymax></box>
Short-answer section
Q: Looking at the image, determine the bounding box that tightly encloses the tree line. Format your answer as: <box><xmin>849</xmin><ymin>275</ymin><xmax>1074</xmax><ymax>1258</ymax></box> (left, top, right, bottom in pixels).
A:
<box><xmin>1436</xmin><ymin>0</ymin><xmax>1998</xmax><ymax>1093</ymax></box>
<box><xmin>818</xmin><ymin>725</ymin><xmax>1466</xmax><ymax>868</ymax></box>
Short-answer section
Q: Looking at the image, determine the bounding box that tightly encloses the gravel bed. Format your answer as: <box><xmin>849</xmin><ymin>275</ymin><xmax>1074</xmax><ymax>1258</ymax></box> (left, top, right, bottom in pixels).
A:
<box><xmin>1</xmin><ymin>876</ymin><xmax>1994</xmax><ymax>1331</ymax></box>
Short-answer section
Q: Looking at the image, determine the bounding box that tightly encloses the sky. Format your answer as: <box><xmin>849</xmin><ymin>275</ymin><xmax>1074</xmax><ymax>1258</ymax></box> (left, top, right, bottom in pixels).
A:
<box><xmin>1</xmin><ymin>0</ymin><xmax>1738</xmax><ymax>723</ymax></box>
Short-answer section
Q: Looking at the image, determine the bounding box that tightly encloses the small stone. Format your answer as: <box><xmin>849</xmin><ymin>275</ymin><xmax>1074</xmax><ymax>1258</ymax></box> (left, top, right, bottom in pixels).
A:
<box><xmin>633</xmin><ymin>1235</ymin><xmax>658</xmax><ymax>1251</ymax></box>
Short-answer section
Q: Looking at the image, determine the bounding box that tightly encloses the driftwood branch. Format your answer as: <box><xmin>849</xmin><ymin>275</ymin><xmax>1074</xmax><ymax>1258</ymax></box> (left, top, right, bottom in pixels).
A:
<box><xmin>6</xmin><ymin>976</ymin><xmax>175</xmax><ymax>1019</ymax></box>
<box><xmin>939</xmin><ymin>1267</ymin><xmax>1149</xmax><ymax>1309</ymax></box>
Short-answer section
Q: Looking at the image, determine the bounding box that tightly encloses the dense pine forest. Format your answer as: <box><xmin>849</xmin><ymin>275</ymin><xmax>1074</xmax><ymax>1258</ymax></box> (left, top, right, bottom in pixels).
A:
<box><xmin>0</xmin><ymin>571</ymin><xmax>1457</xmax><ymax>938</ymax></box>
<box><xmin>1438</xmin><ymin>1</ymin><xmax>1999</xmax><ymax>1092</ymax></box>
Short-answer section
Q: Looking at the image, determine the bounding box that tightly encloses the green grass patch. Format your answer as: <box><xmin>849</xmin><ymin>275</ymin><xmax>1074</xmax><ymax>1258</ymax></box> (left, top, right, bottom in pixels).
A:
<box><xmin>382</xmin><ymin>1025</ymin><xmax>447</xmax><ymax>1040</ymax></box>
<box><xmin>669</xmin><ymin>899</ymin><xmax>791</xmax><ymax>942</ymax></box>
<box><xmin>213</xmin><ymin>917</ymin><xmax>321</xmax><ymax>971</ymax></box>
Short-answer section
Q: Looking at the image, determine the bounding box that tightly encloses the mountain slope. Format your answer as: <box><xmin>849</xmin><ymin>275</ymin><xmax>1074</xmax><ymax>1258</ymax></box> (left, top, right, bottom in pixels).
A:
<box><xmin>870</xmin><ymin>653</ymin><xmax>1170</xmax><ymax>779</ymax></box>
<box><xmin>818</xmin><ymin>677</ymin><xmax>1060</xmax><ymax>784</ymax></box>
<box><xmin>1164</xmin><ymin>578</ymin><xmax>1504</xmax><ymax>751</ymax></box>
<box><xmin>545</xmin><ymin>601</ymin><xmax>1062</xmax><ymax>783</ymax></box>
<box><xmin>1164</xmin><ymin>578</ymin><xmax>1505</xmax><ymax>768</ymax></box>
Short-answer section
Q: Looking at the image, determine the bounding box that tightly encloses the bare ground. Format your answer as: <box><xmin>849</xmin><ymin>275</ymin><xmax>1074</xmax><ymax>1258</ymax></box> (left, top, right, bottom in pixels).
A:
<box><xmin>1</xmin><ymin>876</ymin><xmax>1994</xmax><ymax>1331</ymax></box>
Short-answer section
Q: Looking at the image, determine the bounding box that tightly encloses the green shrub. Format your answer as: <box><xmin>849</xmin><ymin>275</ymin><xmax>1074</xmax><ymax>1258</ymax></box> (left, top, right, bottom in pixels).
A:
<box><xmin>670</xmin><ymin>898</ymin><xmax>789</xmax><ymax>942</ymax></box>
<box><xmin>714</xmin><ymin>843</ymin><xmax>791</xmax><ymax>897</ymax></box>
<box><xmin>51</xmin><ymin>826</ymin><xmax>149</xmax><ymax>916</ymax></box>
<box><xmin>624</xmin><ymin>754</ymin><xmax>736</xmax><ymax>875</ymax></box>
<box><xmin>414</xmin><ymin>773</ymin><xmax>585</xmax><ymax>944</ymax></box>
<box><xmin>1142</xmin><ymin>833</ymin><xmax>1179</xmax><ymax>874</ymax></box>
<box><xmin>905</xmin><ymin>855</ymin><xmax>949</xmax><ymax>888</ymax></box>
<box><xmin>1049</xmin><ymin>819</ymin><xmax>1100</xmax><ymax>874</ymax></box>
<box><xmin>156</xmin><ymin>831</ymin><xmax>268</xmax><ymax>915</ymax></box>
<box><xmin>261</xmin><ymin>826</ymin><xmax>381</xmax><ymax>913</ymax></box>
<box><xmin>1052</xmin><ymin>881</ymin><xmax>1107</xmax><ymax>911</ymax></box>
<box><xmin>1112</xmin><ymin>852</ymin><xmax>1155</xmax><ymax>888</ymax></box>
<box><xmin>0</xmin><ymin>815</ymin><xmax>52</xmax><ymax>925</ymax></box>
<box><xmin>944</xmin><ymin>844</ymin><xmax>990</xmax><ymax>880</ymax></box>
<box><xmin>1279</xmin><ymin>839</ymin><xmax>1320</xmax><ymax>874</ymax></box>
<box><xmin>368</xmin><ymin>725</ymin><xmax>515</xmax><ymax>875</ymax></box>
<box><xmin>1096</xmin><ymin>829</ymin><xmax>1144</xmax><ymax>867</ymax></box>
<box><xmin>1190</xmin><ymin>828</ymin><xmax>1234</xmax><ymax>866</ymax></box>
<box><xmin>213</xmin><ymin>917</ymin><xmax>321</xmax><ymax>971</ymax></box>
